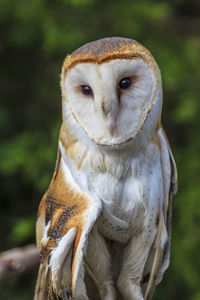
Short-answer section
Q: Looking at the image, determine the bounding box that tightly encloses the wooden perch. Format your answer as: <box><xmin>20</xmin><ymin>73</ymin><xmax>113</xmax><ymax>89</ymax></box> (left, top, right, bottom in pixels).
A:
<box><xmin>0</xmin><ymin>244</ymin><xmax>40</xmax><ymax>282</ymax></box>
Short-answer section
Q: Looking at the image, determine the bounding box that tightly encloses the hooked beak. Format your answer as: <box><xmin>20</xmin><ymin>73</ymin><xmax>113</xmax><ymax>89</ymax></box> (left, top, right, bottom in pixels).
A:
<box><xmin>101</xmin><ymin>100</ymin><xmax>118</xmax><ymax>136</ymax></box>
<box><xmin>105</xmin><ymin>113</ymin><xmax>117</xmax><ymax>136</ymax></box>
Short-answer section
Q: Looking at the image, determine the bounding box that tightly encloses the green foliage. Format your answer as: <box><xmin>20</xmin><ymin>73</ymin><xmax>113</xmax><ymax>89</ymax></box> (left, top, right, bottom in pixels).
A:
<box><xmin>9</xmin><ymin>217</ymin><xmax>35</xmax><ymax>243</ymax></box>
<box><xmin>0</xmin><ymin>0</ymin><xmax>200</xmax><ymax>298</ymax></box>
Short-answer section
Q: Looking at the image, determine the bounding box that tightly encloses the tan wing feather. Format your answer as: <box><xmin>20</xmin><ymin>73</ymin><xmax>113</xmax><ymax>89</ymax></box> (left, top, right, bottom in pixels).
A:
<box><xmin>34</xmin><ymin>148</ymin><xmax>102</xmax><ymax>299</ymax></box>
<box><xmin>142</xmin><ymin>127</ymin><xmax>177</xmax><ymax>300</ymax></box>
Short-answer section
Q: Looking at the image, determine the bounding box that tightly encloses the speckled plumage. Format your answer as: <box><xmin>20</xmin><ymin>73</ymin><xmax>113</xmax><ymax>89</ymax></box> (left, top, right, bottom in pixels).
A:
<box><xmin>34</xmin><ymin>37</ymin><xmax>177</xmax><ymax>300</ymax></box>
<box><xmin>71</xmin><ymin>37</ymin><xmax>135</xmax><ymax>57</ymax></box>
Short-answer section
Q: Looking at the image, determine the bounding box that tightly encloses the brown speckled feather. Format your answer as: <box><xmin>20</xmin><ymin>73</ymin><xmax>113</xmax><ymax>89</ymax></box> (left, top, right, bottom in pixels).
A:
<box><xmin>34</xmin><ymin>148</ymin><xmax>101</xmax><ymax>299</ymax></box>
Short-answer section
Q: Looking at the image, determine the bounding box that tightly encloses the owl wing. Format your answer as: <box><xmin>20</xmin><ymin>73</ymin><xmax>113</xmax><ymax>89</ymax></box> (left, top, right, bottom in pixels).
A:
<box><xmin>34</xmin><ymin>148</ymin><xmax>102</xmax><ymax>299</ymax></box>
<box><xmin>143</xmin><ymin>126</ymin><xmax>178</xmax><ymax>300</ymax></box>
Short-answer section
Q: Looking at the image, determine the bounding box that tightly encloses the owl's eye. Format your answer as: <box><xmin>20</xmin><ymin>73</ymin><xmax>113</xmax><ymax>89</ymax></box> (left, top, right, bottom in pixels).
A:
<box><xmin>80</xmin><ymin>85</ymin><xmax>93</xmax><ymax>96</ymax></box>
<box><xmin>119</xmin><ymin>77</ymin><xmax>132</xmax><ymax>90</ymax></box>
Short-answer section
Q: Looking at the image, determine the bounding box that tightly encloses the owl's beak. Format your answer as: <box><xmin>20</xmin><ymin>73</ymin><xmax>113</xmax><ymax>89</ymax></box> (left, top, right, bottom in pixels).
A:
<box><xmin>105</xmin><ymin>116</ymin><xmax>116</xmax><ymax>136</ymax></box>
<box><xmin>100</xmin><ymin>98</ymin><xmax>118</xmax><ymax>136</ymax></box>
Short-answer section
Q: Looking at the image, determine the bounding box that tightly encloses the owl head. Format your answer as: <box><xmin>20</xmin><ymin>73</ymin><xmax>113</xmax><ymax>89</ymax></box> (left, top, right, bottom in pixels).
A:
<box><xmin>61</xmin><ymin>37</ymin><xmax>162</xmax><ymax>147</ymax></box>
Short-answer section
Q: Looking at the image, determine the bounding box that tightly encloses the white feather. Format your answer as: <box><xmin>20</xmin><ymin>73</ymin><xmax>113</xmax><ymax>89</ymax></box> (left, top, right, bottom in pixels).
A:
<box><xmin>49</xmin><ymin>227</ymin><xmax>77</xmax><ymax>292</ymax></box>
<box><xmin>40</xmin><ymin>221</ymin><xmax>50</xmax><ymax>247</ymax></box>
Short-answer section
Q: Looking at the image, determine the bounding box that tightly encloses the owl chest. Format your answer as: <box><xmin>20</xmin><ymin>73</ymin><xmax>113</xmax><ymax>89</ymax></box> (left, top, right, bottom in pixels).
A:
<box><xmin>84</xmin><ymin>149</ymin><xmax>162</xmax><ymax>242</ymax></box>
<box><xmin>89</xmin><ymin>170</ymin><xmax>145</xmax><ymax>242</ymax></box>
<box><xmin>63</xmin><ymin>141</ymin><xmax>163</xmax><ymax>242</ymax></box>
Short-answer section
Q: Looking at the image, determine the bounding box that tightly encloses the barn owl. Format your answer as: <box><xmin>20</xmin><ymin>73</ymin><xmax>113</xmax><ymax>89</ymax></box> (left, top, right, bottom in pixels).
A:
<box><xmin>34</xmin><ymin>37</ymin><xmax>177</xmax><ymax>300</ymax></box>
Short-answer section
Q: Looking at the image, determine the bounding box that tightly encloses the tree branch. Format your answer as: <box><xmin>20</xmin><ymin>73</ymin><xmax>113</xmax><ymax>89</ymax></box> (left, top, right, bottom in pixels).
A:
<box><xmin>0</xmin><ymin>244</ymin><xmax>40</xmax><ymax>282</ymax></box>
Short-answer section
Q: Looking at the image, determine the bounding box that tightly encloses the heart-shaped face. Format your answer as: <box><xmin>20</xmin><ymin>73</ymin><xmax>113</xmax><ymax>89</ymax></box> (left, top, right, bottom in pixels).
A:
<box><xmin>61</xmin><ymin>37</ymin><xmax>162</xmax><ymax>146</ymax></box>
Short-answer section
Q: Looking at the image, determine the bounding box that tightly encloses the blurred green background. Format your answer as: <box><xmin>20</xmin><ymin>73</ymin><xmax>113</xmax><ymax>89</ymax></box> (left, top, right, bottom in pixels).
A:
<box><xmin>0</xmin><ymin>0</ymin><xmax>200</xmax><ymax>299</ymax></box>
